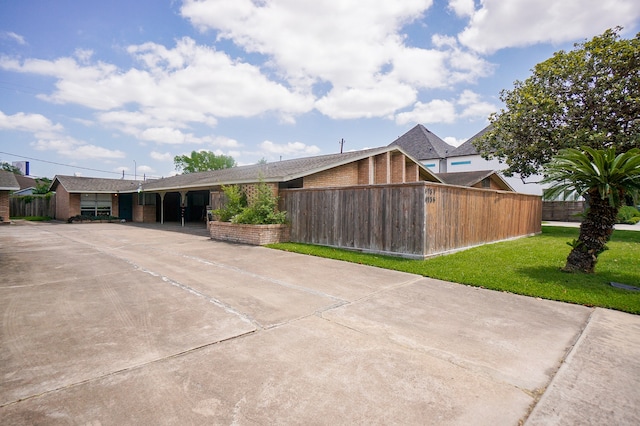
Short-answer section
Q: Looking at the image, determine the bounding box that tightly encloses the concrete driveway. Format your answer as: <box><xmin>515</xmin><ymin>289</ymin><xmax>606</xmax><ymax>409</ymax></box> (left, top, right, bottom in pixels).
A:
<box><xmin>1</xmin><ymin>222</ymin><xmax>638</xmax><ymax>425</ymax></box>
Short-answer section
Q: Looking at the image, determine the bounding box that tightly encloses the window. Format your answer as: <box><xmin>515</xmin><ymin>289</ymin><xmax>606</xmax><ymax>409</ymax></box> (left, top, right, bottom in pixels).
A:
<box><xmin>481</xmin><ymin>177</ymin><xmax>491</xmax><ymax>188</ymax></box>
<box><xmin>423</xmin><ymin>163</ymin><xmax>436</xmax><ymax>168</ymax></box>
<box><xmin>451</xmin><ymin>160</ymin><xmax>471</xmax><ymax>166</ymax></box>
<box><xmin>81</xmin><ymin>193</ymin><xmax>112</xmax><ymax>216</ymax></box>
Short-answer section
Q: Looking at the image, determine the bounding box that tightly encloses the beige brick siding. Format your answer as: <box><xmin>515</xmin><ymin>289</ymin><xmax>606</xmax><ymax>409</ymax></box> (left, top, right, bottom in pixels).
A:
<box><xmin>303</xmin><ymin>163</ymin><xmax>359</xmax><ymax>188</ymax></box>
<box><xmin>54</xmin><ymin>186</ymin><xmax>81</xmax><ymax>220</ymax></box>
<box><xmin>209</xmin><ymin>221</ymin><xmax>290</xmax><ymax>245</ymax></box>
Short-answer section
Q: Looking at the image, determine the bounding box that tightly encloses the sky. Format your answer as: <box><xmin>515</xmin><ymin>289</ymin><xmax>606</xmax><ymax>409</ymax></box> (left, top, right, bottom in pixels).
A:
<box><xmin>1</xmin><ymin>0</ymin><xmax>639</xmax><ymax>180</ymax></box>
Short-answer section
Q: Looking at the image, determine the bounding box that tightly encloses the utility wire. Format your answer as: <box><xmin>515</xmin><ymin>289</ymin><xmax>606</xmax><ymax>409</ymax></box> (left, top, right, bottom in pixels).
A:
<box><xmin>0</xmin><ymin>151</ymin><xmax>162</xmax><ymax>180</ymax></box>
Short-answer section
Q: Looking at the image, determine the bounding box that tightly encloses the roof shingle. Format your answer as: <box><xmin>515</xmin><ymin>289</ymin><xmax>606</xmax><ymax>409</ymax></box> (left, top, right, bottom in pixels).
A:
<box><xmin>388</xmin><ymin>124</ymin><xmax>455</xmax><ymax>160</ymax></box>
<box><xmin>0</xmin><ymin>170</ymin><xmax>20</xmax><ymax>191</ymax></box>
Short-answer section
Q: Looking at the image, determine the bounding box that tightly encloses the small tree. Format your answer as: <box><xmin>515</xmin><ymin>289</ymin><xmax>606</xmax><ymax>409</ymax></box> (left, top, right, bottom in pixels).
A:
<box><xmin>213</xmin><ymin>181</ymin><xmax>287</xmax><ymax>225</ymax></box>
<box><xmin>213</xmin><ymin>185</ymin><xmax>247</xmax><ymax>222</ymax></box>
<box><xmin>543</xmin><ymin>147</ymin><xmax>640</xmax><ymax>273</ymax></box>
<box><xmin>174</xmin><ymin>151</ymin><xmax>236</xmax><ymax>174</ymax></box>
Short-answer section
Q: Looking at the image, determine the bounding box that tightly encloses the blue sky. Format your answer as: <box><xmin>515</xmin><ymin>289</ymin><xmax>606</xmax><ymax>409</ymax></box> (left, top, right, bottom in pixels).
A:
<box><xmin>1</xmin><ymin>0</ymin><xmax>639</xmax><ymax>179</ymax></box>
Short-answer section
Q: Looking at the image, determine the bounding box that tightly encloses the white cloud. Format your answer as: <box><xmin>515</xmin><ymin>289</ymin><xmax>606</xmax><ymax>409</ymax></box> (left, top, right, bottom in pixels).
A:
<box><xmin>395</xmin><ymin>99</ymin><xmax>456</xmax><ymax>125</ymax></box>
<box><xmin>180</xmin><ymin>0</ymin><xmax>493</xmax><ymax>119</ymax></box>
<box><xmin>0</xmin><ymin>110</ymin><xmax>124</xmax><ymax>161</ymax></box>
<box><xmin>457</xmin><ymin>90</ymin><xmax>497</xmax><ymax>119</ymax></box>
<box><xmin>1</xmin><ymin>31</ymin><xmax>27</xmax><ymax>45</ymax></box>
<box><xmin>0</xmin><ymin>110</ymin><xmax>64</xmax><ymax>138</ymax></box>
<box><xmin>457</xmin><ymin>0</ymin><xmax>640</xmax><ymax>53</ymax></box>
<box><xmin>140</xmin><ymin>127</ymin><xmax>189</xmax><ymax>144</ymax></box>
<box><xmin>395</xmin><ymin>90</ymin><xmax>497</xmax><ymax>125</ymax></box>
<box><xmin>448</xmin><ymin>0</ymin><xmax>475</xmax><ymax>18</ymax></box>
<box><xmin>443</xmin><ymin>136</ymin><xmax>465</xmax><ymax>147</ymax></box>
<box><xmin>31</xmin><ymin>137</ymin><xmax>125</xmax><ymax>160</ymax></box>
<box><xmin>259</xmin><ymin>140</ymin><xmax>321</xmax><ymax>158</ymax></box>
<box><xmin>150</xmin><ymin>151</ymin><xmax>173</xmax><ymax>161</ymax></box>
<box><xmin>1</xmin><ymin>37</ymin><xmax>313</xmax><ymax>134</ymax></box>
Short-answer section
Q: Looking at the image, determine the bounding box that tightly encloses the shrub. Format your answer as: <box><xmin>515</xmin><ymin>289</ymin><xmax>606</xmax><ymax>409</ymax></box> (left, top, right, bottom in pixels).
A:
<box><xmin>214</xmin><ymin>181</ymin><xmax>287</xmax><ymax>225</ymax></box>
<box><xmin>617</xmin><ymin>206</ymin><xmax>640</xmax><ymax>224</ymax></box>
<box><xmin>213</xmin><ymin>185</ymin><xmax>247</xmax><ymax>222</ymax></box>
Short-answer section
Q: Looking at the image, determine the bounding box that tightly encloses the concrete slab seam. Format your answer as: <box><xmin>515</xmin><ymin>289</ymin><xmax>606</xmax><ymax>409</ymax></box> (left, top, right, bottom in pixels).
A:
<box><xmin>0</xmin><ymin>329</ymin><xmax>257</xmax><ymax>409</ymax></box>
<box><xmin>41</xmin><ymin>226</ymin><xmax>263</xmax><ymax>329</ymax></box>
<box><xmin>180</xmin><ymin>252</ymin><xmax>349</xmax><ymax>304</ymax></box>
<box><xmin>523</xmin><ymin>308</ymin><xmax>596</xmax><ymax>425</ymax></box>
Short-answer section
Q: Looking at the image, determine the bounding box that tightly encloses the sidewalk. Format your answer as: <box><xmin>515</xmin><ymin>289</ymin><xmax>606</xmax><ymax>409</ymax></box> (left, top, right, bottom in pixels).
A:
<box><xmin>544</xmin><ymin>220</ymin><xmax>640</xmax><ymax>231</ymax></box>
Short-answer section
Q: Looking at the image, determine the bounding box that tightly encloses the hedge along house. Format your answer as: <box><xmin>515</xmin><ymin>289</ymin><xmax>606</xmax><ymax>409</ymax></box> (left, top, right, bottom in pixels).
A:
<box><xmin>0</xmin><ymin>170</ymin><xmax>20</xmax><ymax>223</ymax></box>
<box><xmin>49</xmin><ymin>176</ymin><xmax>141</xmax><ymax>221</ymax></box>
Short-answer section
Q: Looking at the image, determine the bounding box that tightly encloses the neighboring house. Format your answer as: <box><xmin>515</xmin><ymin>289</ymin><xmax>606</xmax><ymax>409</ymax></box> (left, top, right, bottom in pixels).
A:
<box><xmin>435</xmin><ymin>170</ymin><xmax>514</xmax><ymax>192</ymax></box>
<box><xmin>51</xmin><ymin>146</ymin><xmax>440</xmax><ymax>223</ymax></box>
<box><xmin>49</xmin><ymin>176</ymin><xmax>140</xmax><ymax>221</ymax></box>
<box><xmin>389</xmin><ymin>124</ymin><xmax>456</xmax><ymax>173</ymax></box>
<box><xmin>0</xmin><ymin>170</ymin><xmax>20</xmax><ymax>223</ymax></box>
<box><xmin>446</xmin><ymin>126</ymin><xmax>547</xmax><ymax>195</ymax></box>
<box><xmin>13</xmin><ymin>174</ymin><xmax>39</xmax><ymax>195</ymax></box>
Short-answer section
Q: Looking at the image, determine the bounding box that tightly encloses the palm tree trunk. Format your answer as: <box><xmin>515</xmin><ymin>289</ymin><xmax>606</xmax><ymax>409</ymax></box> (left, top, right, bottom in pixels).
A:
<box><xmin>563</xmin><ymin>192</ymin><xmax>619</xmax><ymax>273</ymax></box>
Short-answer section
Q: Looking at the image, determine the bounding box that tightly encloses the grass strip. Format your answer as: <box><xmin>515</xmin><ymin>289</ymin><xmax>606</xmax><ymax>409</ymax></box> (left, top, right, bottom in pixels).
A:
<box><xmin>268</xmin><ymin>226</ymin><xmax>640</xmax><ymax>314</ymax></box>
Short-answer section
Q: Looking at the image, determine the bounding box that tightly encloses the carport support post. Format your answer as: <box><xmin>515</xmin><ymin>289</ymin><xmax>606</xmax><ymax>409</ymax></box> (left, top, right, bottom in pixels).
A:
<box><xmin>180</xmin><ymin>191</ymin><xmax>188</xmax><ymax>227</ymax></box>
<box><xmin>159</xmin><ymin>192</ymin><xmax>165</xmax><ymax>224</ymax></box>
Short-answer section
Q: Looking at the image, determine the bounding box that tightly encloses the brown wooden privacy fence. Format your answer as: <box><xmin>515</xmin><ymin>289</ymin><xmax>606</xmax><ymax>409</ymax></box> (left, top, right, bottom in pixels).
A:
<box><xmin>10</xmin><ymin>195</ymin><xmax>56</xmax><ymax>218</ymax></box>
<box><xmin>281</xmin><ymin>182</ymin><xmax>541</xmax><ymax>258</ymax></box>
<box><xmin>542</xmin><ymin>201</ymin><xmax>584</xmax><ymax>222</ymax></box>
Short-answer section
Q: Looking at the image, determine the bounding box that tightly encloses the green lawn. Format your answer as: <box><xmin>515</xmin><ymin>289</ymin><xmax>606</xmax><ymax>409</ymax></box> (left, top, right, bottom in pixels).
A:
<box><xmin>268</xmin><ymin>226</ymin><xmax>640</xmax><ymax>314</ymax></box>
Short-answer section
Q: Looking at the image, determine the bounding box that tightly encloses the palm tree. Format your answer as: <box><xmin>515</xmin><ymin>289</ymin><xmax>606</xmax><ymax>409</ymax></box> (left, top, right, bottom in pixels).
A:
<box><xmin>542</xmin><ymin>147</ymin><xmax>640</xmax><ymax>273</ymax></box>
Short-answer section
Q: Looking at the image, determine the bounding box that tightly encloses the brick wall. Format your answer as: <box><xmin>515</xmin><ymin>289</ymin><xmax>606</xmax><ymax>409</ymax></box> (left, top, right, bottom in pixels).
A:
<box><xmin>374</xmin><ymin>153</ymin><xmax>390</xmax><ymax>184</ymax></box>
<box><xmin>391</xmin><ymin>152</ymin><xmax>405</xmax><ymax>183</ymax></box>
<box><xmin>209</xmin><ymin>221</ymin><xmax>290</xmax><ymax>245</ymax></box>
<box><xmin>54</xmin><ymin>186</ymin><xmax>80</xmax><ymax>220</ymax></box>
<box><xmin>357</xmin><ymin>158</ymin><xmax>371</xmax><ymax>184</ymax></box>
<box><xmin>0</xmin><ymin>191</ymin><xmax>10</xmax><ymax>222</ymax></box>
<box><xmin>303</xmin><ymin>163</ymin><xmax>359</xmax><ymax>188</ymax></box>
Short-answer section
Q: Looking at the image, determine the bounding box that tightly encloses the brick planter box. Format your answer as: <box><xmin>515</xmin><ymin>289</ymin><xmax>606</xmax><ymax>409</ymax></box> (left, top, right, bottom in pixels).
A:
<box><xmin>209</xmin><ymin>221</ymin><xmax>290</xmax><ymax>245</ymax></box>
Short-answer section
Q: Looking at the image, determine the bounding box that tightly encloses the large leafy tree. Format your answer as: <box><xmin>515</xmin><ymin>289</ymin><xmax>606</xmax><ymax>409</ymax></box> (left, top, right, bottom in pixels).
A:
<box><xmin>542</xmin><ymin>147</ymin><xmax>640</xmax><ymax>273</ymax></box>
<box><xmin>174</xmin><ymin>151</ymin><xmax>236</xmax><ymax>174</ymax></box>
<box><xmin>475</xmin><ymin>28</ymin><xmax>640</xmax><ymax>178</ymax></box>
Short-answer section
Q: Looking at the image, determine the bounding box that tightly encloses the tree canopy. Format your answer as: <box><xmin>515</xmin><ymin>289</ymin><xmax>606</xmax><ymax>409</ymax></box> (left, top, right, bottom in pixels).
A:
<box><xmin>1</xmin><ymin>162</ymin><xmax>23</xmax><ymax>175</ymax></box>
<box><xmin>475</xmin><ymin>27</ymin><xmax>640</xmax><ymax>178</ymax></box>
<box><xmin>174</xmin><ymin>151</ymin><xmax>236</xmax><ymax>174</ymax></box>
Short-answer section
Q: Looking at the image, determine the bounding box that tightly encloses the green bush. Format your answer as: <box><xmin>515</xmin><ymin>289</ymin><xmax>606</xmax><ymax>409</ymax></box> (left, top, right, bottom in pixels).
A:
<box><xmin>213</xmin><ymin>185</ymin><xmax>247</xmax><ymax>222</ymax></box>
<box><xmin>617</xmin><ymin>206</ymin><xmax>640</xmax><ymax>224</ymax></box>
<box><xmin>214</xmin><ymin>182</ymin><xmax>287</xmax><ymax>225</ymax></box>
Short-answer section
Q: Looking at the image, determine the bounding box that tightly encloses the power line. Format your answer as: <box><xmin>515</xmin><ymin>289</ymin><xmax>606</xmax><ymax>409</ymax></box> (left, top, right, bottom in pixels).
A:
<box><xmin>0</xmin><ymin>151</ymin><xmax>161</xmax><ymax>180</ymax></box>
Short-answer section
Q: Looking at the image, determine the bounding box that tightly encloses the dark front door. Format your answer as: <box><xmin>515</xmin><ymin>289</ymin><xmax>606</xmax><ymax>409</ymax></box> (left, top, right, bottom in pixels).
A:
<box><xmin>118</xmin><ymin>193</ymin><xmax>133</xmax><ymax>221</ymax></box>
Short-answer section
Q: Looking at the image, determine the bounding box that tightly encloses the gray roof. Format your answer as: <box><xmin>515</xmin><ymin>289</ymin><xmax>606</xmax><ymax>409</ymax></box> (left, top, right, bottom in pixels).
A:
<box><xmin>0</xmin><ymin>170</ymin><xmax>20</xmax><ymax>191</ymax></box>
<box><xmin>50</xmin><ymin>175</ymin><xmax>140</xmax><ymax>193</ymax></box>
<box><xmin>48</xmin><ymin>146</ymin><xmax>441</xmax><ymax>194</ymax></box>
<box><xmin>435</xmin><ymin>170</ymin><xmax>513</xmax><ymax>191</ymax></box>
<box><xmin>449</xmin><ymin>125</ymin><xmax>492</xmax><ymax>157</ymax></box>
<box><xmin>141</xmin><ymin>146</ymin><xmax>440</xmax><ymax>191</ymax></box>
<box><xmin>388</xmin><ymin>124</ymin><xmax>455</xmax><ymax>160</ymax></box>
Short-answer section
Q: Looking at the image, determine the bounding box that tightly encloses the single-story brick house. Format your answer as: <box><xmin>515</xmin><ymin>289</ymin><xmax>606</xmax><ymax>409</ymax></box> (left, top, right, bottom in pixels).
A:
<box><xmin>0</xmin><ymin>170</ymin><xmax>20</xmax><ymax>223</ymax></box>
<box><xmin>49</xmin><ymin>176</ymin><xmax>140</xmax><ymax>221</ymax></box>
<box><xmin>50</xmin><ymin>146</ymin><xmax>442</xmax><ymax>223</ymax></box>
